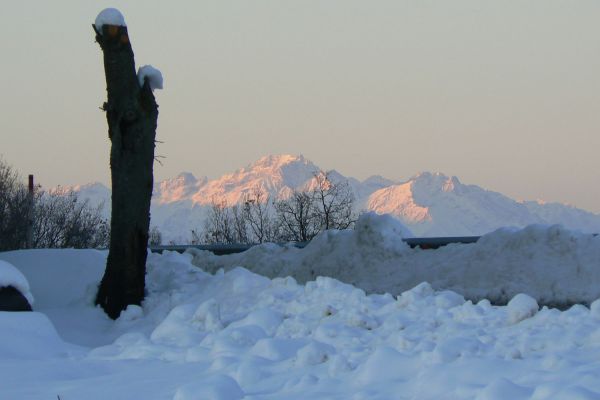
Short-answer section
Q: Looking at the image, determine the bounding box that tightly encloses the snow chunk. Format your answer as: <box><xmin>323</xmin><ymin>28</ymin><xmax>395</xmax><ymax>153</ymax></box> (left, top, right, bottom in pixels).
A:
<box><xmin>507</xmin><ymin>293</ymin><xmax>539</xmax><ymax>324</ymax></box>
<box><xmin>94</xmin><ymin>8</ymin><xmax>126</xmax><ymax>33</ymax></box>
<box><xmin>591</xmin><ymin>298</ymin><xmax>600</xmax><ymax>318</ymax></box>
<box><xmin>355</xmin><ymin>211</ymin><xmax>413</xmax><ymax>253</ymax></box>
<box><xmin>117</xmin><ymin>304</ymin><xmax>143</xmax><ymax>321</ymax></box>
<box><xmin>0</xmin><ymin>260</ymin><xmax>33</xmax><ymax>305</ymax></box>
<box><xmin>137</xmin><ymin>65</ymin><xmax>163</xmax><ymax>91</ymax></box>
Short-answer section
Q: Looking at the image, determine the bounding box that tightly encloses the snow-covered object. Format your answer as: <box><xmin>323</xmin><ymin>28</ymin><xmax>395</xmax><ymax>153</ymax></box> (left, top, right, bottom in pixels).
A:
<box><xmin>137</xmin><ymin>65</ymin><xmax>163</xmax><ymax>91</ymax></box>
<box><xmin>0</xmin><ymin>260</ymin><xmax>33</xmax><ymax>305</ymax></box>
<box><xmin>506</xmin><ymin>293</ymin><xmax>539</xmax><ymax>324</ymax></box>
<box><xmin>191</xmin><ymin>224</ymin><xmax>600</xmax><ymax>305</ymax></box>
<box><xmin>94</xmin><ymin>8</ymin><xmax>126</xmax><ymax>33</ymax></box>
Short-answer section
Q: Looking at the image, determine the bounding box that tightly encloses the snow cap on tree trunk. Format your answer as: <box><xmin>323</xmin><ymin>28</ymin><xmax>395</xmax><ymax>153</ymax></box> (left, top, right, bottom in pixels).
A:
<box><xmin>137</xmin><ymin>65</ymin><xmax>164</xmax><ymax>91</ymax></box>
<box><xmin>95</xmin><ymin>8</ymin><xmax>126</xmax><ymax>34</ymax></box>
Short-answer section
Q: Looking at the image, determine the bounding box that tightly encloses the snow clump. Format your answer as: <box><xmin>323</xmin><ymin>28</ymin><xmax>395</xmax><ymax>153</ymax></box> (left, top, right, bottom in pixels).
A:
<box><xmin>137</xmin><ymin>65</ymin><xmax>164</xmax><ymax>91</ymax></box>
<box><xmin>506</xmin><ymin>293</ymin><xmax>539</xmax><ymax>324</ymax></box>
<box><xmin>94</xmin><ymin>8</ymin><xmax>126</xmax><ymax>33</ymax></box>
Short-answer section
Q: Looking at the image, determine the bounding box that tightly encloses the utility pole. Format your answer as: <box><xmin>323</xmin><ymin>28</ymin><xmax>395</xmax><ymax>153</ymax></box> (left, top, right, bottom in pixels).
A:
<box><xmin>26</xmin><ymin>174</ymin><xmax>34</xmax><ymax>248</ymax></box>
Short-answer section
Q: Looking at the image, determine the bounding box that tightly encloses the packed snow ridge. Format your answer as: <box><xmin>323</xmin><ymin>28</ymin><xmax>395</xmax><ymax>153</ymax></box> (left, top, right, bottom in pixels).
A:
<box><xmin>3</xmin><ymin>220</ymin><xmax>600</xmax><ymax>398</ymax></box>
<box><xmin>94</xmin><ymin>8</ymin><xmax>126</xmax><ymax>33</ymax></box>
<box><xmin>191</xmin><ymin>213</ymin><xmax>600</xmax><ymax>306</ymax></box>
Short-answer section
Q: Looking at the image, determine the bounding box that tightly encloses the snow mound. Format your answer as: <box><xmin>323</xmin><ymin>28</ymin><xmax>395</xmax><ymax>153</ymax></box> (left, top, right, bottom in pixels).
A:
<box><xmin>95</xmin><ymin>8</ymin><xmax>126</xmax><ymax>33</ymax></box>
<box><xmin>355</xmin><ymin>211</ymin><xmax>413</xmax><ymax>252</ymax></box>
<box><xmin>191</xmin><ymin>224</ymin><xmax>600</xmax><ymax>305</ymax></box>
<box><xmin>0</xmin><ymin>259</ymin><xmax>33</xmax><ymax>305</ymax></box>
<box><xmin>506</xmin><ymin>293</ymin><xmax>539</xmax><ymax>324</ymax></box>
<box><xmin>138</xmin><ymin>65</ymin><xmax>164</xmax><ymax>91</ymax></box>
<box><xmin>0</xmin><ymin>312</ymin><xmax>82</xmax><ymax>359</ymax></box>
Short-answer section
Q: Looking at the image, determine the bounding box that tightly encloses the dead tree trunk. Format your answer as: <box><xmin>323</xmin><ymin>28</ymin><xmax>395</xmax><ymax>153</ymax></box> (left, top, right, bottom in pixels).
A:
<box><xmin>93</xmin><ymin>24</ymin><xmax>158</xmax><ymax>319</ymax></box>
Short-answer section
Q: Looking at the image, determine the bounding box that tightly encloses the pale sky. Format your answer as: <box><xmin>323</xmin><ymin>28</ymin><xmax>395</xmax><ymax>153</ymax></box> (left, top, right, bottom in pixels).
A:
<box><xmin>1</xmin><ymin>1</ymin><xmax>599</xmax><ymax>212</ymax></box>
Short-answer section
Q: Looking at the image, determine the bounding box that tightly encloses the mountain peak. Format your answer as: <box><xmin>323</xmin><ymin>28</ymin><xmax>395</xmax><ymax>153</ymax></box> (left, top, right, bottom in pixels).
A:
<box><xmin>249</xmin><ymin>154</ymin><xmax>310</xmax><ymax>171</ymax></box>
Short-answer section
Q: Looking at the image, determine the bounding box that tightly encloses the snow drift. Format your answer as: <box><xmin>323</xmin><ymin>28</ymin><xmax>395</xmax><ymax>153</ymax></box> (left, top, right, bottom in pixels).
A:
<box><xmin>2</xmin><ymin>241</ymin><xmax>600</xmax><ymax>398</ymax></box>
<box><xmin>190</xmin><ymin>214</ymin><xmax>600</xmax><ymax>305</ymax></box>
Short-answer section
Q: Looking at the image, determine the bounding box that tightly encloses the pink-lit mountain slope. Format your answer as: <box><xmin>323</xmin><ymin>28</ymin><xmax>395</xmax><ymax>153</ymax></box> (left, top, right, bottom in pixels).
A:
<box><xmin>71</xmin><ymin>155</ymin><xmax>600</xmax><ymax>241</ymax></box>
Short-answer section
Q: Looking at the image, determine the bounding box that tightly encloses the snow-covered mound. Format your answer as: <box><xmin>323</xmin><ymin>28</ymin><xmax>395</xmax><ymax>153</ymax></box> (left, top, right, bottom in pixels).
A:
<box><xmin>2</xmin><ymin>247</ymin><xmax>600</xmax><ymax>398</ymax></box>
<box><xmin>0</xmin><ymin>259</ymin><xmax>34</xmax><ymax>305</ymax></box>
<box><xmin>191</xmin><ymin>219</ymin><xmax>600</xmax><ymax>305</ymax></box>
<box><xmin>68</xmin><ymin>155</ymin><xmax>600</xmax><ymax>242</ymax></box>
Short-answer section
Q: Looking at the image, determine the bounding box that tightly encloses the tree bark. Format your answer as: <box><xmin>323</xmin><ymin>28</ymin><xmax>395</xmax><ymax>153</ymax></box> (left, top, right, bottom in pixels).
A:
<box><xmin>93</xmin><ymin>24</ymin><xmax>158</xmax><ymax>319</ymax></box>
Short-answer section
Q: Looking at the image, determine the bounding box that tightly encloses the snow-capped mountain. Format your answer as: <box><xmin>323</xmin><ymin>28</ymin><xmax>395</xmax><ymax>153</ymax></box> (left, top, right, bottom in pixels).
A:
<box><xmin>69</xmin><ymin>154</ymin><xmax>600</xmax><ymax>241</ymax></box>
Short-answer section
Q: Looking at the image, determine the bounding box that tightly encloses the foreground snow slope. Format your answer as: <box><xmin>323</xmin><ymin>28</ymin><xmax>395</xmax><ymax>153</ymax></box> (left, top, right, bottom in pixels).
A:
<box><xmin>2</xmin><ymin>246</ymin><xmax>600</xmax><ymax>399</ymax></box>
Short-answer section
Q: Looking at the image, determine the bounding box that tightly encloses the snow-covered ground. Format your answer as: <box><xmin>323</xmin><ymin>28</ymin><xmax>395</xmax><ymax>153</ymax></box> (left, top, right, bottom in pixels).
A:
<box><xmin>2</xmin><ymin>218</ymin><xmax>600</xmax><ymax>399</ymax></box>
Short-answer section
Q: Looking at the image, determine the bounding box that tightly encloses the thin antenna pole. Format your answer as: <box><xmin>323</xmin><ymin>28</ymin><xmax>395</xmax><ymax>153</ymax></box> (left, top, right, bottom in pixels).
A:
<box><xmin>26</xmin><ymin>174</ymin><xmax>34</xmax><ymax>248</ymax></box>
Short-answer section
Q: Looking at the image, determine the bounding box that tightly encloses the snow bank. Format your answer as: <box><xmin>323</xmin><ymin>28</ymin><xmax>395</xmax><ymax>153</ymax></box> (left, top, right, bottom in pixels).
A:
<box><xmin>94</xmin><ymin>8</ymin><xmax>126</xmax><ymax>33</ymax></box>
<box><xmin>190</xmin><ymin>222</ymin><xmax>600</xmax><ymax>305</ymax></box>
<box><xmin>137</xmin><ymin>65</ymin><xmax>163</xmax><ymax>91</ymax></box>
<box><xmin>0</xmin><ymin>259</ymin><xmax>33</xmax><ymax>305</ymax></box>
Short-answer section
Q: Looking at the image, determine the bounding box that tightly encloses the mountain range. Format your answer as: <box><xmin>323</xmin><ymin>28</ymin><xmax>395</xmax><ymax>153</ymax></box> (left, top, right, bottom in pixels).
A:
<box><xmin>70</xmin><ymin>154</ymin><xmax>600</xmax><ymax>242</ymax></box>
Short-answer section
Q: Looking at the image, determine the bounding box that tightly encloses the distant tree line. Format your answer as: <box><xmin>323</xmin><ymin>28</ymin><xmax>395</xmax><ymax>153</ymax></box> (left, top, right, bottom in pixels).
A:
<box><xmin>0</xmin><ymin>158</ymin><xmax>110</xmax><ymax>251</ymax></box>
<box><xmin>1</xmin><ymin>159</ymin><xmax>357</xmax><ymax>250</ymax></box>
<box><xmin>198</xmin><ymin>171</ymin><xmax>357</xmax><ymax>245</ymax></box>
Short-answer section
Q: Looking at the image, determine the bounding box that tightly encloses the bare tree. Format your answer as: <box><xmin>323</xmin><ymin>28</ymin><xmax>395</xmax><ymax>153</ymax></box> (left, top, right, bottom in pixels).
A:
<box><xmin>197</xmin><ymin>173</ymin><xmax>356</xmax><ymax>245</ymax></box>
<box><xmin>0</xmin><ymin>159</ymin><xmax>109</xmax><ymax>250</ymax></box>
<box><xmin>243</xmin><ymin>187</ymin><xmax>275</xmax><ymax>243</ymax></box>
<box><xmin>311</xmin><ymin>171</ymin><xmax>356</xmax><ymax>231</ymax></box>
<box><xmin>93</xmin><ymin>12</ymin><xmax>160</xmax><ymax>319</ymax></box>
<box><xmin>203</xmin><ymin>197</ymin><xmax>235</xmax><ymax>244</ymax></box>
<box><xmin>0</xmin><ymin>159</ymin><xmax>32</xmax><ymax>251</ymax></box>
<box><xmin>148</xmin><ymin>226</ymin><xmax>162</xmax><ymax>246</ymax></box>
<box><xmin>274</xmin><ymin>191</ymin><xmax>318</xmax><ymax>242</ymax></box>
<box><xmin>32</xmin><ymin>188</ymin><xmax>109</xmax><ymax>249</ymax></box>
<box><xmin>231</xmin><ymin>203</ymin><xmax>249</xmax><ymax>244</ymax></box>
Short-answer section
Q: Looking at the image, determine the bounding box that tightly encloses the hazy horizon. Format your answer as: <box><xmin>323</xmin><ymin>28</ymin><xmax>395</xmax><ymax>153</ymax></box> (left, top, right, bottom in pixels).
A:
<box><xmin>1</xmin><ymin>1</ymin><xmax>599</xmax><ymax>212</ymax></box>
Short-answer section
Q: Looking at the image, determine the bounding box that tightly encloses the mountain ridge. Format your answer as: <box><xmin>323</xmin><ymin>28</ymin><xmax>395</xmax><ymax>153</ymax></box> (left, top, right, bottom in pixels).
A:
<box><xmin>67</xmin><ymin>154</ymin><xmax>600</xmax><ymax>241</ymax></box>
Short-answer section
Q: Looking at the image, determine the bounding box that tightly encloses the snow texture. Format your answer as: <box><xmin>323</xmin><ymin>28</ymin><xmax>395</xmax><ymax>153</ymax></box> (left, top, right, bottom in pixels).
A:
<box><xmin>2</xmin><ymin>247</ymin><xmax>600</xmax><ymax>398</ymax></box>
<box><xmin>0</xmin><ymin>259</ymin><xmax>33</xmax><ymax>305</ymax></box>
<box><xmin>94</xmin><ymin>8</ymin><xmax>126</xmax><ymax>34</ymax></box>
<box><xmin>138</xmin><ymin>65</ymin><xmax>164</xmax><ymax>91</ymax></box>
